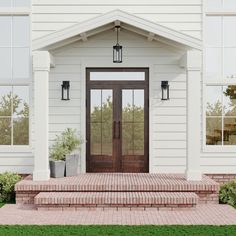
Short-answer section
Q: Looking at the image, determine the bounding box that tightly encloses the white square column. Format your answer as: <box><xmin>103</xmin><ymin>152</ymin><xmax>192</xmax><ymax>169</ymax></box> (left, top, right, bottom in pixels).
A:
<box><xmin>181</xmin><ymin>50</ymin><xmax>202</xmax><ymax>181</ymax></box>
<box><xmin>32</xmin><ymin>51</ymin><xmax>51</xmax><ymax>181</ymax></box>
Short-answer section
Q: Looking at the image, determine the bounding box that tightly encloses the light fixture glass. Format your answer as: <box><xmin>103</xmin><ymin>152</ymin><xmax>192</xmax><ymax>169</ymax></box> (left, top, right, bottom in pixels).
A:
<box><xmin>161</xmin><ymin>81</ymin><xmax>170</xmax><ymax>100</ymax></box>
<box><xmin>61</xmin><ymin>81</ymin><xmax>70</xmax><ymax>100</ymax></box>
<box><xmin>113</xmin><ymin>26</ymin><xmax>122</xmax><ymax>63</ymax></box>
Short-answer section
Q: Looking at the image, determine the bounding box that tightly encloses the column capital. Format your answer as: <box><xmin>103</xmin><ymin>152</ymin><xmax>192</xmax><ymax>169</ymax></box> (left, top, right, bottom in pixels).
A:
<box><xmin>33</xmin><ymin>51</ymin><xmax>51</xmax><ymax>72</ymax></box>
<box><xmin>179</xmin><ymin>49</ymin><xmax>202</xmax><ymax>71</ymax></box>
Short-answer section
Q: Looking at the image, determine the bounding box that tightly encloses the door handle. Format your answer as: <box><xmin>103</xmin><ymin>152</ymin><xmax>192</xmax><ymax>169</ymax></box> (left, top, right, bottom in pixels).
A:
<box><xmin>113</xmin><ymin>121</ymin><xmax>121</xmax><ymax>139</ymax></box>
<box><xmin>117</xmin><ymin>121</ymin><xmax>121</xmax><ymax>139</ymax></box>
<box><xmin>113</xmin><ymin>121</ymin><xmax>116</xmax><ymax>139</ymax></box>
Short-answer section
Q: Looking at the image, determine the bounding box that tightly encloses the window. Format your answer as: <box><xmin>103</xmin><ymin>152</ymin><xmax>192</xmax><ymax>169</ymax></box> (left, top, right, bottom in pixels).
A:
<box><xmin>205</xmin><ymin>16</ymin><xmax>236</xmax><ymax>81</ymax></box>
<box><xmin>0</xmin><ymin>86</ymin><xmax>29</xmax><ymax>145</ymax></box>
<box><xmin>0</xmin><ymin>13</ymin><xmax>30</xmax><ymax>146</ymax></box>
<box><xmin>204</xmin><ymin>1</ymin><xmax>236</xmax><ymax>148</ymax></box>
<box><xmin>206</xmin><ymin>85</ymin><xmax>236</xmax><ymax>146</ymax></box>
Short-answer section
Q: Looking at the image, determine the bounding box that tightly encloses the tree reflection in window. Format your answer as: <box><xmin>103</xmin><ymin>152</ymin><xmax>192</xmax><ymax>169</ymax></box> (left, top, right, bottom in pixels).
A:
<box><xmin>206</xmin><ymin>85</ymin><xmax>236</xmax><ymax>145</ymax></box>
<box><xmin>0</xmin><ymin>86</ymin><xmax>29</xmax><ymax>145</ymax></box>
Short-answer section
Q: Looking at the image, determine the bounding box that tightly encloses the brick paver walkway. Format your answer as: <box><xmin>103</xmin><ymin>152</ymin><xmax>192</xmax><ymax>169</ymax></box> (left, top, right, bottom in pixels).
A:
<box><xmin>0</xmin><ymin>204</ymin><xmax>236</xmax><ymax>225</ymax></box>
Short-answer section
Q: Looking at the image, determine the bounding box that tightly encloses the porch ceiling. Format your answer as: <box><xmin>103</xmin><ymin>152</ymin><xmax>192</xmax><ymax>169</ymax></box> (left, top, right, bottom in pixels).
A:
<box><xmin>33</xmin><ymin>9</ymin><xmax>202</xmax><ymax>51</ymax></box>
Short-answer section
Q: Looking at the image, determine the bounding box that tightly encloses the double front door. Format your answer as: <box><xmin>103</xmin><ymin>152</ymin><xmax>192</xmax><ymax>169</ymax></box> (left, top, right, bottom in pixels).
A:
<box><xmin>86</xmin><ymin>68</ymin><xmax>149</xmax><ymax>172</ymax></box>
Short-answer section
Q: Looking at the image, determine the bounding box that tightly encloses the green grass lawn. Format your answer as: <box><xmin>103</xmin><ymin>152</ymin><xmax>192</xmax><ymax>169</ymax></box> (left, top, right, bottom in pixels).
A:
<box><xmin>0</xmin><ymin>226</ymin><xmax>235</xmax><ymax>236</ymax></box>
<box><xmin>0</xmin><ymin>203</ymin><xmax>5</xmax><ymax>208</ymax></box>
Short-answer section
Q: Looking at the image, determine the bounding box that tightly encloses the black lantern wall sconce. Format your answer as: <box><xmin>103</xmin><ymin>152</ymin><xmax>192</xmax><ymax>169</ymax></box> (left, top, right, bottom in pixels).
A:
<box><xmin>113</xmin><ymin>25</ymin><xmax>122</xmax><ymax>63</ymax></box>
<box><xmin>161</xmin><ymin>81</ymin><xmax>170</xmax><ymax>100</ymax></box>
<box><xmin>61</xmin><ymin>81</ymin><xmax>70</xmax><ymax>100</ymax></box>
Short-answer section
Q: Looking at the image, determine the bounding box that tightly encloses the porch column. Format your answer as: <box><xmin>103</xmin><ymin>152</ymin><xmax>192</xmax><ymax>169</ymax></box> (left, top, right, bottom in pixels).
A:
<box><xmin>32</xmin><ymin>51</ymin><xmax>51</xmax><ymax>181</ymax></box>
<box><xmin>184</xmin><ymin>50</ymin><xmax>202</xmax><ymax>181</ymax></box>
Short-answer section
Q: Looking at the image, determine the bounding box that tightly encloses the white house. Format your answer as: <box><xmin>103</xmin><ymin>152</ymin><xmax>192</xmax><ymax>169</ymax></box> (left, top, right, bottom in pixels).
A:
<box><xmin>1</xmin><ymin>0</ymin><xmax>236</xmax><ymax>182</ymax></box>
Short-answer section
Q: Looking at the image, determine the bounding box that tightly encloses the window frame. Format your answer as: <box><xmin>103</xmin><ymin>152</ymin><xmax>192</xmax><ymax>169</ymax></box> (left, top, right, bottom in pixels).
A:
<box><xmin>0</xmin><ymin>2</ymin><xmax>31</xmax><ymax>152</ymax></box>
<box><xmin>0</xmin><ymin>84</ymin><xmax>32</xmax><ymax>151</ymax></box>
<box><xmin>203</xmin><ymin>0</ymin><xmax>236</xmax><ymax>152</ymax></box>
<box><xmin>203</xmin><ymin>82</ymin><xmax>236</xmax><ymax>152</ymax></box>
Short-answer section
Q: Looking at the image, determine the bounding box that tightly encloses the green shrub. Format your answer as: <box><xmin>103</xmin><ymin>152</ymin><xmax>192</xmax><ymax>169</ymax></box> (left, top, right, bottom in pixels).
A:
<box><xmin>50</xmin><ymin>128</ymin><xmax>82</xmax><ymax>161</ymax></box>
<box><xmin>219</xmin><ymin>181</ymin><xmax>236</xmax><ymax>207</ymax></box>
<box><xmin>0</xmin><ymin>172</ymin><xmax>22</xmax><ymax>203</ymax></box>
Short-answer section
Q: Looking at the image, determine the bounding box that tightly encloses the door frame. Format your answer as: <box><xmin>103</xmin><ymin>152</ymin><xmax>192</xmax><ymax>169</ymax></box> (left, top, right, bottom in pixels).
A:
<box><xmin>86</xmin><ymin>68</ymin><xmax>149</xmax><ymax>172</ymax></box>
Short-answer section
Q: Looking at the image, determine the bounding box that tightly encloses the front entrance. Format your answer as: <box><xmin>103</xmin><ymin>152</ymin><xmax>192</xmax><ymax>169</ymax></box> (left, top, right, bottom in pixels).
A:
<box><xmin>86</xmin><ymin>68</ymin><xmax>149</xmax><ymax>172</ymax></box>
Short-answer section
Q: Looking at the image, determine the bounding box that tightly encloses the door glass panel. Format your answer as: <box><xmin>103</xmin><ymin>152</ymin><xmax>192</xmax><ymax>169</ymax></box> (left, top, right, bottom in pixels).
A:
<box><xmin>122</xmin><ymin>90</ymin><xmax>133</xmax><ymax>122</ymax></box>
<box><xmin>134</xmin><ymin>123</ymin><xmax>144</xmax><ymax>155</ymax></box>
<box><xmin>91</xmin><ymin>123</ymin><xmax>101</xmax><ymax>155</ymax></box>
<box><xmin>122</xmin><ymin>89</ymin><xmax>144</xmax><ymax>155</ymax></box>
<box><xmin>134</xmin><ymin>90</ymin><xmax>144</xmax><ymax>122</ymax></box>
<box><xmin>90</xmin><ymin>89</ymin><xmax>112</xmax><ymax>155</ymax></box>
<box><xmin>91</xmin><ymin>90</ymin><xmax>101</xmax><ymax>122</ymax></box>
<box><xmin>122</xmin><ymin>123</ymin><xmax>133</xmax><ymax>155</ymax></box>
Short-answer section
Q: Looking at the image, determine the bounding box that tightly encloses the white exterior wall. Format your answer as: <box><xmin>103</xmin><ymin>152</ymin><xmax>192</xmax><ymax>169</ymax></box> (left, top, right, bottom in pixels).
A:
<box><xmin>1</xmin><ymin>0</ymin><xmax>236</xmax><ymax>174</ymax></box>
<box><xmin>32</xmin><ymin>0</ymin><xmax>202</xmax><ymax>40</ymax></box>
<box><xmin>48</xmin><ymin>30</ymin><xmax>186</xmax><ymax>173</ymax></box>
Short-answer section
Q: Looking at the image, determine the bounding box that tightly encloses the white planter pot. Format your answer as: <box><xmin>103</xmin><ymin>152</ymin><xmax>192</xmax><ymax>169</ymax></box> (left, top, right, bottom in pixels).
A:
<box><xmin>65</xmin><ymin>154</ymin><xmax>79</xmax><ymax>177</ymax></box>
<box><xmin>49</xmin><ymin>159</ymin><xmax>65</xmax><ymax>178</ymax></box>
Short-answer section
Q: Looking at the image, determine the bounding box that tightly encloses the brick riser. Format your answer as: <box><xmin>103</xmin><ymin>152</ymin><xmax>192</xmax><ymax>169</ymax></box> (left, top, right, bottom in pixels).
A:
<box><xmin>16</xmin><ymin>190</ymin><xmax>219</xmax><ymax>205</ymax></box>
<box><xmin>37</xmin><ymin>204</ymin><xmax>196</xmax><ymax>211</ymax></box>
<box><xmin>34</xmin><ymin>192</ymin><xmax>198</xmax><ymax>211</ymax></box>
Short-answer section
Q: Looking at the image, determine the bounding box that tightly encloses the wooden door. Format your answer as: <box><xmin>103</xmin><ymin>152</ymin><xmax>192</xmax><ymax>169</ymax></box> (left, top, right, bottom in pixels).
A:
<box><xmin>86</xmin><ymin>68</ymin><xmax>149</xmax><ymax>172</ymax></box>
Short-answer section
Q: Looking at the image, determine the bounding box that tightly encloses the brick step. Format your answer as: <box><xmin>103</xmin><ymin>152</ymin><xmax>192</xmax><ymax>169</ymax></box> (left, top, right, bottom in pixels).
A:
<box><xmin>34</xmin><ymin>192</ymin><xmax>198</xmax><ymax>211</ymax></box>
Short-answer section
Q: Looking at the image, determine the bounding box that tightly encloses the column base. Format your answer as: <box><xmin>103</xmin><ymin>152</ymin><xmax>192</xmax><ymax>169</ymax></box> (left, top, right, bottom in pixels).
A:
<box><xmin>185</xmin><ymin>170</ymin><xmax>202</xmax><ymax>181</ymax></box>
<box><xmin>33</xmin><ymin>169</ymin><xmax>50</xmax><ymax>181</ymax></box>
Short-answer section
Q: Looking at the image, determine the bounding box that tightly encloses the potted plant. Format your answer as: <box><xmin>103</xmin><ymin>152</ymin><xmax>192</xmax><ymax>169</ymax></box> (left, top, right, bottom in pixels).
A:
<box><xmin>61</xmin><ymin>128</ymin><xmax>82</xmax><ymax>177</ymax></box>
<box><xmin>49</xmin><ymin>128</ymin><xmax>82</xmax><ymax>178</ymax></box>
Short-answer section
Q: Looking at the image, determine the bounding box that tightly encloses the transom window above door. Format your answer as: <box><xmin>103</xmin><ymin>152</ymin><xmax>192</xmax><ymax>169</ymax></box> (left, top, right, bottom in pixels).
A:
<box><xmin>90</xmin><ymin>72</ymin><xmax>145</xmax><ymax>81</ymax></box>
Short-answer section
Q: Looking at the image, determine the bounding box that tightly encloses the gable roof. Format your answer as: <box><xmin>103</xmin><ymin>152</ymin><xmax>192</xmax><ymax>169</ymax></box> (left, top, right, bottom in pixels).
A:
<box><xmin>33</xmin><ymin>9</ymin><xmax>202</xmax><ymax>51</ymax></box>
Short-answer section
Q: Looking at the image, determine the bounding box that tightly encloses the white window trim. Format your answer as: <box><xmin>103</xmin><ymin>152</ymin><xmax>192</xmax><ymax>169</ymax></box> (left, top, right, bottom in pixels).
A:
<box><xmin>0</xmin><ymin>145</ymin><xmax>32</xmax><ymax>153</ymax></box>
<box><xmin>203</xmin><ymin>0</ymin><xmax>236</xmax><ymax>152</ymax></box>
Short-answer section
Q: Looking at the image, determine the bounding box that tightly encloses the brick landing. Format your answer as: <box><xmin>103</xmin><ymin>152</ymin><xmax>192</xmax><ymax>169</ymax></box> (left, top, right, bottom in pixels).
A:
<box><xmin>15</xmin><ymin>174</ymin><xmax>220</xmax><ymax>206</ymax></box>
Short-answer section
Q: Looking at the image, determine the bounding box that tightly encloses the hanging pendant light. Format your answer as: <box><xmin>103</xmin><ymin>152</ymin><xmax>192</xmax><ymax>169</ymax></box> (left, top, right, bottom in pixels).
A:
<box><xmin>113</xmin><ymin>26</ymin><xmax>122</xmax><ymax>63</ymax></box>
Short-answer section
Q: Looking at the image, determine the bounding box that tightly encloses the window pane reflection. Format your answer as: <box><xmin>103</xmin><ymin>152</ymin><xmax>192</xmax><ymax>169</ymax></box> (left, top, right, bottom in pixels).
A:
<box><xmin>224</xmin><ymin>118</ymin><xmax>236</xmax><ymax>145</ymax></box>
<box><xmin>0</xmin><ymin>87</ymin><xmax>12</xmax><ymax>116</ymax></box>
<box><xmin>206</xmin><ymin>117</ymin><xmax>222</xmax><ymax>145</ymax></box>
<box><xmin>0</xmin><ymin>118</ymin><xmax>11</xmax><ymax>145</ymax></box>
<box><xmin>223</xmin><ymin>85</ymin><xmax>236</xmax><ymax>116</ymax></box>
<box><xmin>13</xmin><ymin>117</ymin><xmax>29</xmax><ymax>145</ymax></box>
<box><xmin>206</xmin><ymin>86</ymin><xmax>222</xmax><ymax>116</ymax></box>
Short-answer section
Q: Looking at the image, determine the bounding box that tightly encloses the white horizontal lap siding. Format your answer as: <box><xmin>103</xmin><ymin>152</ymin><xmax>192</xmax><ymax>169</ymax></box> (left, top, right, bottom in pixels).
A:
<box><xmin>151</xmin><ymin>62</ymin><xmax>186</xmax><ymax>173</ymax></box>
<box><xmin>31</xmin><ymin>0</ymin><xmax>202</xmax><ymax>40</ymax></box>
<box><xmin>30</xmin><ymin>64</ymin><xmax>82</xmax><ymax>149</ymax></box>
<box><xmin>0</xmin><ymin>153</ymin><xmax>34</xmax><ymax>174</ymax></box>
<box><xmin>48</xmin><ymin>63</ymin><xmax>81</xmax><ymax>143</ymax></box>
